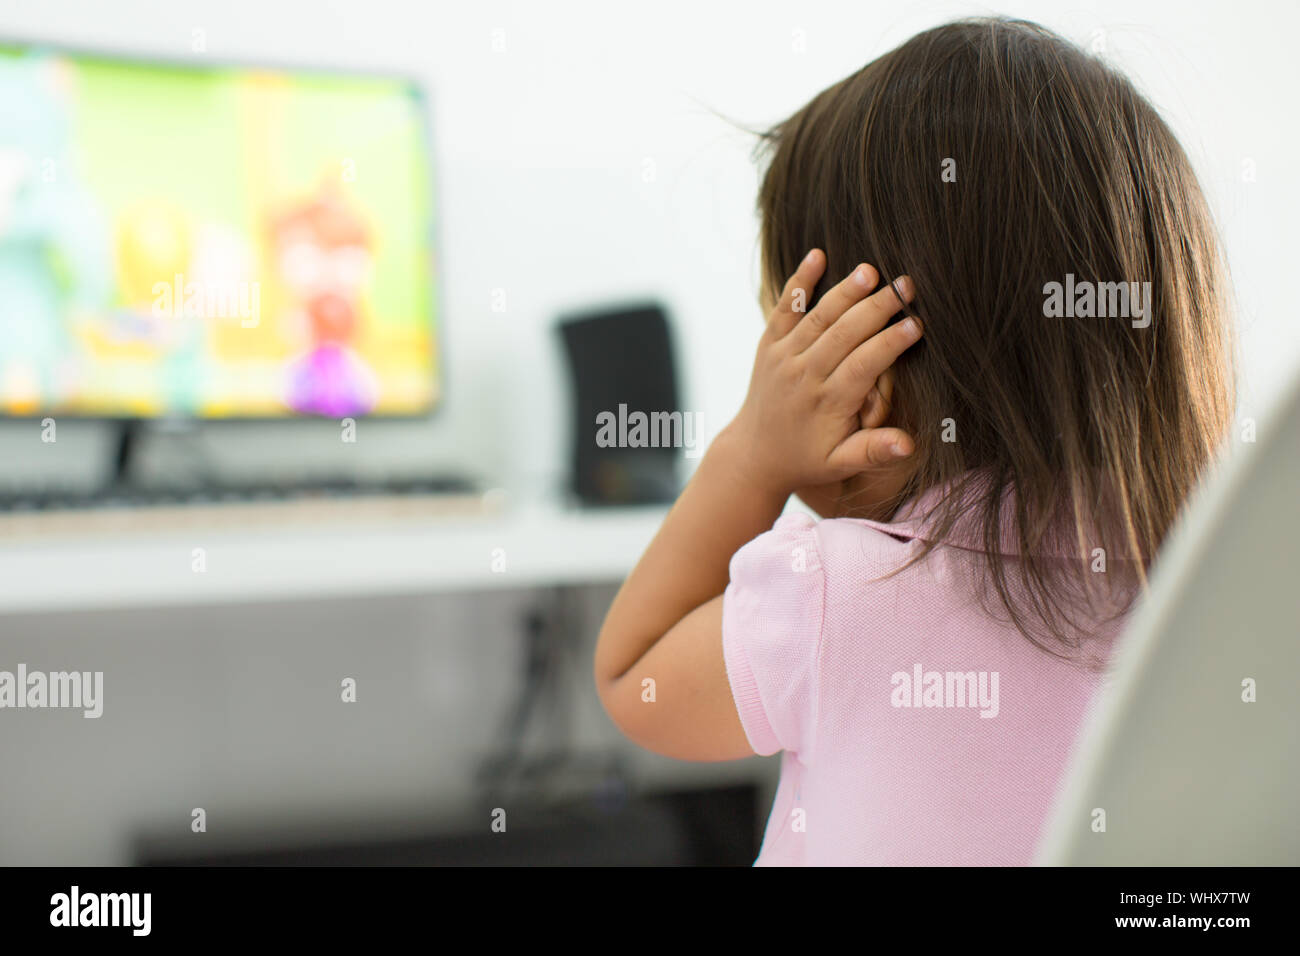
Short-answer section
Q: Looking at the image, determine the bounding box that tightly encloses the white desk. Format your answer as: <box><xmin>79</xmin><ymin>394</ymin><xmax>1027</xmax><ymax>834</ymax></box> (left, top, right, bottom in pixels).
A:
<box><xmin>0</xmin><ymin>497</ymin><xmax>668</xmax><ymax>615</ymax></box>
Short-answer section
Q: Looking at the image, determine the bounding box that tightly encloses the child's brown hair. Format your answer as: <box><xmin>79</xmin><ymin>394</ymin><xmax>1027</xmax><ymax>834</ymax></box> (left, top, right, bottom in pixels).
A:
<box><xmin>756</xmin><ymin>18</ymin><xmax>1236</xmax><ymax>653</ymax></box>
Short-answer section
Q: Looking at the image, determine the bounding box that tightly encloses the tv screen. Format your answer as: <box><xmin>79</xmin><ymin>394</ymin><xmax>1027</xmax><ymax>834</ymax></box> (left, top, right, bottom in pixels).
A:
<box><xmin>0</xmin><ymin>43</ymin><xmax>438</xmax><ymax>418</ymax></box>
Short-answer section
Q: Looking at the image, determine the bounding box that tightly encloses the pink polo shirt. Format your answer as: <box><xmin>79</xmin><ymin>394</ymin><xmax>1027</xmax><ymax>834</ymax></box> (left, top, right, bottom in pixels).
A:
<box><xmin>722</xmin><ymin>485</ymin><xmax>1130</xmax><ymax>866</ymax></box>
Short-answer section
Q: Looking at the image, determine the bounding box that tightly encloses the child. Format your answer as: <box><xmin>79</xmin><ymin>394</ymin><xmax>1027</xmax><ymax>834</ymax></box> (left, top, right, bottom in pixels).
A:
<box><xmin>593</xmin><ymin>18</ymin><xmax>1234</xmax><ymax>865</ymax></box>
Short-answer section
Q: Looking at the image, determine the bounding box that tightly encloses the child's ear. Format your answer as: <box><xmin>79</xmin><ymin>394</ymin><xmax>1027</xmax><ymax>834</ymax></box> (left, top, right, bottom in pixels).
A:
<box><xmin>757</xmin><ymin>260</ymin><xmax>777</xmax><ymax>316</ymax></box>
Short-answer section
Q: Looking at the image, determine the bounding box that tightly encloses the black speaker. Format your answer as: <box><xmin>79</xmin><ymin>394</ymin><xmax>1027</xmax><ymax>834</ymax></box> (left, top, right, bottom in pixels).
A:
<box><xmin>558</xmin><ymin>303</ymin><xmax>683</xmax><ymax>506</ymax></box>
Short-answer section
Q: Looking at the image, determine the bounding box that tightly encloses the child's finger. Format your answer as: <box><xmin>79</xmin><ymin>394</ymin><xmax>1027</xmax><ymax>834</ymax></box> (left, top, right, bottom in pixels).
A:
<box><xmin>767</xmin><ymin>249</ymin><xmax>827</xmax><ymax>338</ymax></box>
<box><xmin>826</xmin><ymin>426</ymin><xmax>914</xmax><ymax>475</ymax></box>
<box><xmin>785</xmin><ymin>263</ymin><xmax>879</xmax><ymax>352</ymax></box>
<box><xmin>826</xmin><ymin>314</ymin><xmax>924</xmax><ymax>403</ymax></box>
<box><xmin>804</xmin><ymin>275</ymin><xmax>914</xmax><ymax>377</ymax></box>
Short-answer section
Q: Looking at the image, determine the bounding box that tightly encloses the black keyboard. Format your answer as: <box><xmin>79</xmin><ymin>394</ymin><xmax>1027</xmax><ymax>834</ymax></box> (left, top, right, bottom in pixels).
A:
<box><xmin>0</xmin><ymin>476</ymin><xmax>479</xmax><ymax>513</ymax></box>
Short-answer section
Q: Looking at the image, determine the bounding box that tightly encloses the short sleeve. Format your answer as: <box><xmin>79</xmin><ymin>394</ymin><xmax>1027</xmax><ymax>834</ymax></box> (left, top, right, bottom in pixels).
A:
<box><xmin>722</xmin><ymin>511</ymin><xmax>825</xmax><ymax>758</ymax></box>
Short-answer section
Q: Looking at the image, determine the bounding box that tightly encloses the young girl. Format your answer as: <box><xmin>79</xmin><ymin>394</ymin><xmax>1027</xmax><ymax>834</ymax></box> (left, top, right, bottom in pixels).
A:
<box><xmin>593</xmin><ymin>18</ymin><xmax>1234</xmax><ymax>865</ymax></box>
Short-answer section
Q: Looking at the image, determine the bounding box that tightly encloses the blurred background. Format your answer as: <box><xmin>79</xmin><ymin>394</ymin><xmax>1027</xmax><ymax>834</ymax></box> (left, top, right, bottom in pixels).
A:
<box><xmin>0</xmin><ymin>0</ymin><xmax>1295</xmax><ymax>865</ymax></box>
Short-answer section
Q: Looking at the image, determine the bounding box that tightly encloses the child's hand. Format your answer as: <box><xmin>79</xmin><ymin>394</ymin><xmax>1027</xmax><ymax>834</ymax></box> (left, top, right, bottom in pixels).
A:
<box><xmin>721</xmin><ymin>249</ymin><xmax>923</xmax><ymax>498</ymax></box>
<box><xmin>791</xmin><ymin>366</ymin><xmax>913</xmax><ymax>521</ymax></box>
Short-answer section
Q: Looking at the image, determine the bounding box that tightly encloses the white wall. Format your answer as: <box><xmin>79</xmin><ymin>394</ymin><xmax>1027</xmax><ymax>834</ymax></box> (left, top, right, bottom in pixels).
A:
<box><xmin>0</xmin><ymin>0</ymin><xmax>1295</xmax><ymax>494</ymax></box>
<box><xmin>0</xmin><ymin>583</ymin><xmax>769</xmax><ymax>864</ymax></box>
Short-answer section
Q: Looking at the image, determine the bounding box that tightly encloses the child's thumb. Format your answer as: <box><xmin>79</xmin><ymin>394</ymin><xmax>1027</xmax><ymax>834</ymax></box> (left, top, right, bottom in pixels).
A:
<box><xmin>828</xmin><ymin>427</ymin><xmax>914</xmax><ymax>475</ymax></box>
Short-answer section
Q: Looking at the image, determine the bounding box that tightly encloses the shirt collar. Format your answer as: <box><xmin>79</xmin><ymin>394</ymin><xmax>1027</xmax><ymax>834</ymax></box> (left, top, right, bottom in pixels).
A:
<box><xmin>851</xmin><ymin>472</ymin><xmax>1101</xmax><ymax>560</ymax></box>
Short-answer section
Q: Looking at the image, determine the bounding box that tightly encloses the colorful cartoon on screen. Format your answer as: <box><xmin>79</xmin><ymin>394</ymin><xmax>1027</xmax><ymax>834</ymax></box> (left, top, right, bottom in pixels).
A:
<box><xmin>0</xmin><ymin>46</ymin><xmax>437</xmax><ymax>418</ymax></box>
